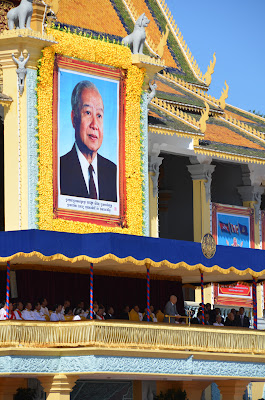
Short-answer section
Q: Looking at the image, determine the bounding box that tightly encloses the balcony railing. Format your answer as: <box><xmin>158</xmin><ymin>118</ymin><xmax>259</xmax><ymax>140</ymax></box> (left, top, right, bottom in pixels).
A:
<box><xmin>0</xmin><ymin>320</ymin><xmax>264</xmax><ymax>355</ymax></box>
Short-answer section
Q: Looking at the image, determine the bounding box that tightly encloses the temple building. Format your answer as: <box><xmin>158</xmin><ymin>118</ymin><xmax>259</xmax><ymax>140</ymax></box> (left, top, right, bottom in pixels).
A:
<box><xmin>0</xmin><ymin>0</ymin><xmax>264</xmax><ymax>399</ymax></box>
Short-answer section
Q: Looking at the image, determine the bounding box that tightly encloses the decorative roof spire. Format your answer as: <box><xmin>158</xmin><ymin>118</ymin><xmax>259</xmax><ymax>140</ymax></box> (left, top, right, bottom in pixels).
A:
<box><xmin>219</xmin><ymin>81</ymin><xmax>229</xmax><ymax>109</ymax></box>
<box><xmin>199</xmin><ymin>102</ymin><xmax>210</xmax><ymax>133</ymax></box>
<box><xmin>156</xmin><ymin>24</ymin><xmax>169</xmax><ymax>59</ymax></box>
<box><xmin>203</xmin><ymin>52</ymin><xmax>216</xmax><ymax>86</ymax></box>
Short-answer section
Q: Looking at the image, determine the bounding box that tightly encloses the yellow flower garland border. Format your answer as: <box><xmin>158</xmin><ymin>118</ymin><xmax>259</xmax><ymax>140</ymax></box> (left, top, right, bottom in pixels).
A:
<box><xmin>37</xmin><ymin>29</ymin><xmax>145</xmax><ymax>235</ymax></box>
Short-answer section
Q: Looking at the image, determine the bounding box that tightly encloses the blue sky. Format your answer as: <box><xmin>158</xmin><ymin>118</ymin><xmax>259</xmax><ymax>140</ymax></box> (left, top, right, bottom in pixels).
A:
<box><xmin>165</xmin><ymin>0</ymin><xmax>265</xmax><ymax>115</ymax></box>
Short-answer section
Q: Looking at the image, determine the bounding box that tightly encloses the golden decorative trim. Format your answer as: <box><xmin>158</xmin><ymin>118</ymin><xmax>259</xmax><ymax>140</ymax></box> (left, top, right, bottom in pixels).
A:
<box><xmin>0</xmin><ymin>320</ymin><xmax>264</xmax><ymax>355</ymax></box>
<box><xmin>151</xmin><ymin>97</ymin><xmax>201</xmax><ymax>131</ymax></box>
<box><xmin>222</xmin><ymin>114</ymin><xmax>265</xmax><ymax>143</ymax></box>
<box><xmin>1</xmin><ymin>250</ymin><xmax>265</xmax><ymax>278</ymax></box>
<box><xmin>194</xmin><ymin>142</ymin><xmax>265</xmax><ymax>165</ymax></box>
<box><xmin>156</xmin><ymin>24</ymin><xmax>169</xmax><ymax>59</ymax></box>
<box><xmin>159</xmin><ymin>71</ymin><xmax>222</xmax><ymax>110</ymax></box>
<box><xmin>0</xmin><ymin>28</ymin><xmax>56</xmax><ymax>42</ymax></box>
<box><xmin>199</xmin><ymin>102</ymin><xmax>210</xmax><ymax>134</ymax></box>
<box><xmin>227</xmin><ymin>103</ymin><xmax>265</xmax><ymax>123</ymax></box>
<box><xmin>131</xmin><ymin>53</ymin><xmax>165</xmax><ymax>68</ymax></box>
<box><xmin>149</xmin><ymin>125</ymin><xmax>203</xmax><ymax>138</ymax></box>
<box><xmin>219</xmin><ymin>81</ymin><xmax>229</xmax><ymax>109</ymax></box>
<box><xmin>202</xmin><ymin>52</ymin><xmax>216</xmax><ymax>86</ymax></box>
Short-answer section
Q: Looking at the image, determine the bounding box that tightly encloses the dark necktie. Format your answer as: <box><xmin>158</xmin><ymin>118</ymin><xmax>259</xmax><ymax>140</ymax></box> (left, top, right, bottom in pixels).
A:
<box><xmin>88</xmin><ymin>164</ymin><xmax>97</xmax><ymax>199</ymax></box>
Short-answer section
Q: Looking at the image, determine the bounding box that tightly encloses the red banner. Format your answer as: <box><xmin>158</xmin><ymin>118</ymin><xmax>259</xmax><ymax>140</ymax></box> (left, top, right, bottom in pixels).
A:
<box><xmin>218</xmin><ymin>283</ymin><xmax>251</xmax><ymax>298</ymax></box>
<box><xmin>214</xmin><ymin>283</ymin><xmax>253</xmax><ymax>308</ymax></box>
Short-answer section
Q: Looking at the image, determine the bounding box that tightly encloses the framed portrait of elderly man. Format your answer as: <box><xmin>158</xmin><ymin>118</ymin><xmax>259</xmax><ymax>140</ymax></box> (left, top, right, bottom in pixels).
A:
<box><xmin>53</xmin><ymin>55</ymin><xmax>126</xmax><ymax>226</ymax></box>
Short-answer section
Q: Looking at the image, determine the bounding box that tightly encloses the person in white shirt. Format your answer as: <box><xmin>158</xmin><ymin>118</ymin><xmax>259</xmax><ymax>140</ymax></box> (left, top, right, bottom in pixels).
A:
<box><xmin>61</xmin><ymin>300</ymin><xmax>71</xmax><ymax>316</ymax></box>
<box><xmin>39</xmin><ymin>297</ymin><xmax>49</xmax><ymax>317</ymax></box>
<box><xmin>33</xmin><ymin>302</ymin><xmax>46</xmax><ymax>321</ymax></box>
<box><xmin>73</xmin><ymin>301</ymin><xmax>85</xmax><ymax>317</ymax></box>
<box><xmin>96</xmin><ymin>305</ymin><xmax>105</xmax><ymax>320</ymax></box>
<box><xmin>73</xmin><ymin>307</ymin><xmax>82</xmax><ymax>321</ymax></box>
<box><xmin>213</xmin><ymin>315</ymin><xmax>224</xmax><ymax>327</ymax></box>
<box><xmin>50</xmin><ymin>304</ymin><xmax>65</xmax><ymax>322</ymax></box>
<box><xmin>14</xmin><ymin>301</ymin><xmax>24</xmax><ymax>320</ymax></box>
<box><xmin>0</xmin><ymin>303</ymin><xmax>7</xmax><ymax>320</ymax></box>
<box><xmin>22</xmin><ymin>302</ymin><xmax>35</xmax><ymax>320</ymax></box>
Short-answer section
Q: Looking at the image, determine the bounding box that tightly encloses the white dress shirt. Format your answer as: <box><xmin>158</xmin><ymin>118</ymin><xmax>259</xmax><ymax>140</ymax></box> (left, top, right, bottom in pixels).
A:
<box><xmin>33</xmin><ymin>310</ymin><xmax>46</xmax><ymax>321</ymax></box>
<box><xmin>0</xmin><ymin>308</ymin><xmax>7</xmax><ymax>320</ymax></box>
<box><xmin>14</xmin><ymin>310</ymin><xmax>23</xmax><ymax>320</ymax></box>
<box><xmin>22</xmin><ymin>309</ymin><xmax>35</xmax><ymax>320</ymax></box>
<box><xmin>50</xmin><ymin>312</ymin><xmax>65</xmax><ymax>322</ymax></box>
<box><xmin>40</xmin><ymin>306</ymin><xmax>49</xmax><ymax>316</ymax></box>
<box><xmin>75</xmin><ymin>142</ymin><xmax>99</xmax><ymax>198</ymax></box>
<box><xmin>213</xmin><ymin>322</ymin><xmax>224</xmax><ymax>326</ymax></box>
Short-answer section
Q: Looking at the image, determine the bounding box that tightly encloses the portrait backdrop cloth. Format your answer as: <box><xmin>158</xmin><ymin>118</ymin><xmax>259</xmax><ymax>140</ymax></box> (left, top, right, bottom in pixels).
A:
<box><xmin>0</xmin><ymin>230</ymin><xmax>264</xmax><ymax>276</ymax></box>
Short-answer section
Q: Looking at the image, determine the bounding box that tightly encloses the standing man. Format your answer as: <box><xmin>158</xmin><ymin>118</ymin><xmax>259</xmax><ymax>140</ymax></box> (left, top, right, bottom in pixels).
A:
<box><xmin>235</xmin><ymin>307</ymin><xmax>250</xmax><ymax>328</ymax></box>
<box><xmin>60</xmin><ymin>80</ymin><xmax>117</xmax><ymax>202</ymax></box>
<box><xmin>163</xmin><ymin>295</ymin><xmax>180</xmax><ymax>323</ymax></box>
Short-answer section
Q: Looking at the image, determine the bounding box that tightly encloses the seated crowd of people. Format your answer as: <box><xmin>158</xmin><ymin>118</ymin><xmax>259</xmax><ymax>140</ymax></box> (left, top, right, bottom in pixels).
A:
<box><xmin>190</xmin><ymin>303</ymin><xmax>250</xmax><ymax>328</ymax></box>
<box><xmin>0</xmin><ymin>297</ymin><xmax>250</xmax><ymax>328</ymax></box>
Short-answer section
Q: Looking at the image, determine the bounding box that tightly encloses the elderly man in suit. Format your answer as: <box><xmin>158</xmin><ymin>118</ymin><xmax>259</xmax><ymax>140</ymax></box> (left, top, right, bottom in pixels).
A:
<box><xmin>163</xmin><ymin>295</ymin><xmax>180</xmax><ymax>323</ymax></box>
<box><xmin>60</xmin><ymin>80</ymin><xmax>117</xmax><ymax>202</ymax></box>
<box><xmin>235</xmin><ymin>307</ymin><xmax>250</xmax><ymax>328</ymax></box>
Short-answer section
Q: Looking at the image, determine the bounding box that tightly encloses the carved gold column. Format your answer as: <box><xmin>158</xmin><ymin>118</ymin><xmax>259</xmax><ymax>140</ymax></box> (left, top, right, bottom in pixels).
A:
<box><xmin>217</xmin><ymin>380</ymin><xmax>250</xmax><ymax>400</ymax></box>
<box><xmin>187</xmin><ymin>158</ymin><xmax>215</xmax><ymax>242</ymax></box>
<box><xmin>39</xmin><ymin>374</ymin><xmax>79</xmax><ymax>400</ymax></box>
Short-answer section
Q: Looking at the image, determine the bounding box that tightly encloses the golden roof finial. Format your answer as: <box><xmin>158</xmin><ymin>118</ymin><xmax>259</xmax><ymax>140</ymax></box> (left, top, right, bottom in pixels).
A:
<box><xmin>156</xmin><ymin>24</ymin><xmax>170</xmax><ymax>59</ymax></box>
<box><xmin>203</xmin><ymin>52</ymin><xmax>216</xmax><ymax>86</ymax></box>
<box><xmin>219</xmin><ymin>81</ymin><xmax>229</xmax><ymax>109</ymax></box>
<box><xmin>199</xmin><ymin>102</ymin><xmax>210</xmax><ymax>133</ymax></box>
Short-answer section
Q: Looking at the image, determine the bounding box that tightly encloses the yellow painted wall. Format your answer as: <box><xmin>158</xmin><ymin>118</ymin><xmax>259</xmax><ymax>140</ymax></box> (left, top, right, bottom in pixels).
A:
<box><xmin>20</xmin><ymin>78</ymin><xmax>29</xmax><ymax>230</ymax></box>
<box><xmin>3</xmin><ymin>68</ymin><xmax>20</xmax><ymax>231</ymax></box>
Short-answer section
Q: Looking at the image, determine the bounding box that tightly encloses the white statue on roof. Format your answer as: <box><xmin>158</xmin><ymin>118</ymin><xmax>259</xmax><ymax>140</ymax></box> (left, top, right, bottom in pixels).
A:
<box><xmin>7</xmin><ymin>0</ymin><xmax>33</xmax><ymax>30</ymax></box>
<box><xmin>122</xmin><ymin>13</ymin><xmax>150</xmax><ymax>54</ymax></box>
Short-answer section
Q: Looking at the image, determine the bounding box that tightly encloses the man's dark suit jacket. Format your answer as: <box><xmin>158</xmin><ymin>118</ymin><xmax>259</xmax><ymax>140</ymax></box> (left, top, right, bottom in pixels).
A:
<box><xmin>235</xmin><ymin>314</ymin><xmax>250</xmax><ymax>328</ymax></box>
<box><xmin>224</xmin><ymin>318</ymin><xmax>236</xmax><ymax>327</ymax></box>
<box><xmin>163</xmin><ymin>301</ymin><xmax>177</xmax><ymax>323</ymax></box>
<box><xmin>60</xmin><ymin>145</ymin><xmax>117</xmax><ymax>202</ymax></box>
<box><xmin>191</xmin><ymin>317</ymin><xmax>203</xmax><ymax>325</ymax></box>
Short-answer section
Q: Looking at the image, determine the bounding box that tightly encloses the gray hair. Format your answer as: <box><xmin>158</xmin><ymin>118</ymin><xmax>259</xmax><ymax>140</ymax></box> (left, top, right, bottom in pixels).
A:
<box><xmin>71</xmin><ymin>80</ymin><xmax>101</xmax><ymax>121</ymax></box>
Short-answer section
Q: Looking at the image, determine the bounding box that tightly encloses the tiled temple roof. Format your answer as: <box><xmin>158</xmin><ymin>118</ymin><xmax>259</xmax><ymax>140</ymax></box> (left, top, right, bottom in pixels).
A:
<box><xmin>54</xmin><ymin>0</ymin><xmax>264</xmax><ymax>162</ymax></box>
<box><xmin>57</xmin><ymin>0</ymin><xmax>127</xmax><ymax>37</ymax></box>
<box><xmin>148</xmin><ymin>105</ymin><xmax>201</xmax><ymax>137</ymax></box>
<box><xmin>55</xmin><ymin>0</ymin><xmax>207</xmax><ymax>84</ymax></box>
